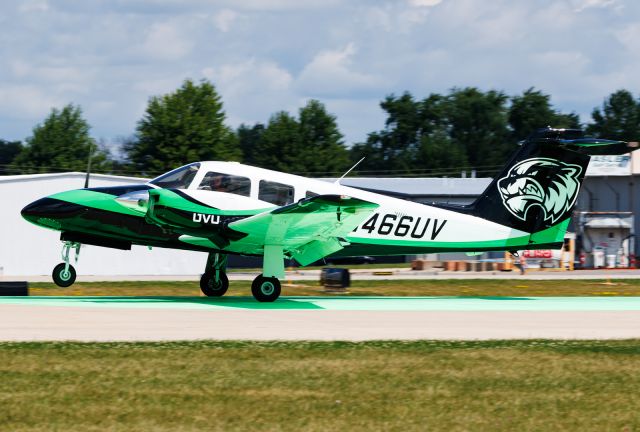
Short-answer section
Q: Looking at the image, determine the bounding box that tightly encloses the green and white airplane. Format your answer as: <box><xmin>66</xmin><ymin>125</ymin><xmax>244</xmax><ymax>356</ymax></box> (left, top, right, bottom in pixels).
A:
<box><xmin>21</xmin><ymin>128</ymin><xmax>636</xmax><ymax>301</ymax></box>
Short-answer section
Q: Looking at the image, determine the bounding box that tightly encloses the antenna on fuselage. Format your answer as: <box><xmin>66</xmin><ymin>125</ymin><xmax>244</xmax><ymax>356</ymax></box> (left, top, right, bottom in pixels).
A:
<box><xmin>334</xmin><ymin>157</ymin><xmax>365</xmax><ymax>185</ymax></box>
<box><xmin>83</xmin><ymin>140</ymin><xmax>94</xmax><ymax>189</ymax></box>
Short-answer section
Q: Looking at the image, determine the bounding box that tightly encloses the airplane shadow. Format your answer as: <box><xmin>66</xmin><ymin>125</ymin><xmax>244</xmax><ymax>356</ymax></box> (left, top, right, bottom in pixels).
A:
<box><xmin>69</xmin><ymin>296</ymin><xmax>325</xmax><ymax>310</ymax></box>
<box><xmin>45</xmin><ymin>295</ymin><xmax>540</xmax><ymax>311</ymax></box>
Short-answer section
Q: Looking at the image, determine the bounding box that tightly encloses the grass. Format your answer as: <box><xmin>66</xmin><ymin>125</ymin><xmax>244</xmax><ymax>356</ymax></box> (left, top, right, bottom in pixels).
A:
<box><xmin>27</xmin><ymin>278</ymin><xmax>640</xmax><ymax>297</ymax></box>
<box><xmin>1</xmin><ymin>340</ymin><xmax>639</xmax><ymax>431</ymax></box>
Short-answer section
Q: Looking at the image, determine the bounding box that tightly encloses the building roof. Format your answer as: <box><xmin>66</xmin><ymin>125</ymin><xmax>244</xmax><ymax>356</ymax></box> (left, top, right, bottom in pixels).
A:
<box><xmin>0</xmin><ymin>172</ymin><xmax>147</xmax><ymax>184</ymax></box>
<box><xmin>320</xmin><ymin>177</ymin><xmax>492</xmax><ymax>197</ymax></box>
<box><xmin>1</xmin><ymin>172</ymin><xmax>493</xmax><ymax>198</ymax></box>
<box><xmin>584</xmin><ymin>217</ymin><xmax>633</xmax><ymax>229</ymax></box>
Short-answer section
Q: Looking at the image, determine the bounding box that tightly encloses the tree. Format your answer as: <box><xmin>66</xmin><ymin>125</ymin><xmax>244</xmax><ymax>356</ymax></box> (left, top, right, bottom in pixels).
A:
<box><xmin>587</xmin><ymin>89</ymin><xmax>640</xmax><ymax>141</ymax></box>
<box><xmin>125</xmin><ymin>79</ymin><xmax>240</xmax><ymax>175</ymax></box>
<box><xmin>12</xmin><ymin>104</ymin><xmax>109</xmax><ymax>173</ymax></box>
<box><xmin>445</xmin><ymin>87</ymin><xmax>510</xmax><ymax>170</ymax></box>
<box><xmin>352</xmin><ymin>89</ymin><xmax>509</xmax><ymax>176</ymax></box>
<box><xmin>237</xmin><ymin>123</ymin><xmax>265</xmax><ymax>166</ymax></box>
<box><xmin>250</xmin><ymin>111</ymin><xmax>303</xmax><ymax>173</ymax></box>
<box><xmin>350</xmin><ymin>92</ymin><xmax>423</xmax><ymax>174</ymax></box>
<box><xmin>0</xmin><ymin>140</ymin><xmax>22</xmax><ymax>174</ymax></box>
<box><xmin>415</xmin><ymin>94</ymin><xmax>467</xmax><ymax>174</ymax></box>
<box><xmin>242</xmin><ymin>100</ymin><xmax>349</xmax><ymax>175</ymax></box>
<box><xmin>298</xmin><ymin>100</ymin><xmax>349</xmax><ymax>175</ymax></box>
<box><xmin>508</xmin><ymin>88</ymin><xmax>581</xmax><ymax>142</ymax></box>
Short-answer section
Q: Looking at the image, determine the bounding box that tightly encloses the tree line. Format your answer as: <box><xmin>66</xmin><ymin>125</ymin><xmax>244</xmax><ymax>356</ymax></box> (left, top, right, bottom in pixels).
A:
<box><xmin>1</xmin><ymin>79</ymin><xmax>639</xmax><ymax>178</ymax></box>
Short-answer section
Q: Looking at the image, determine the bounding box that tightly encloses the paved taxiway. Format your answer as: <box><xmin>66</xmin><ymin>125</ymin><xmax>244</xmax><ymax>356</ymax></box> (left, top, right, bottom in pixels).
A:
<box><xmin>2</xmin><ymin>296</ymin><xmax>640</xmax><ymax>341</ymax></box>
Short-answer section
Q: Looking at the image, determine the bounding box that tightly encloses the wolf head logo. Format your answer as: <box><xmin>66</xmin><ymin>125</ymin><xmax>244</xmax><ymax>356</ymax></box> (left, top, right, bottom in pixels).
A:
<box><xmin>498</xmin><ymin>158</ymin><xmax>582</xmax><ymax>224</ymax></box>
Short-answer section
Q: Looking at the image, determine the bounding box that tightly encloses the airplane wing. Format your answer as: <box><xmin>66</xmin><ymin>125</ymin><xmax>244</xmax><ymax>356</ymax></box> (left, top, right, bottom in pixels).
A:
<box><xmin>227</xmin><ymin>195</ymin><xmax>378</xmax><ymax>265</ymax></box>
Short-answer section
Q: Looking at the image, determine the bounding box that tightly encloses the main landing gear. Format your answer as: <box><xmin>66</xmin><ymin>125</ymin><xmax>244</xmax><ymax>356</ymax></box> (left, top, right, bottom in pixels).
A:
<box><xmin>52</xmin><ymin>241</ymin><xmax>81</xmax><ymax>287</ymax></box>
<box><xmin>251</xmin><ymin>275</ymin><xmax>281</xmax><ymax>302</ymax></box>
<box><xmin>200</xmin><ymin>252</ymin><xmax>229</xmax><ymax>297</ymax></box>
<box><xmin>201</xmin><ymin>246</ymin><xmax>285</xmax><ymax>302</ymax></box>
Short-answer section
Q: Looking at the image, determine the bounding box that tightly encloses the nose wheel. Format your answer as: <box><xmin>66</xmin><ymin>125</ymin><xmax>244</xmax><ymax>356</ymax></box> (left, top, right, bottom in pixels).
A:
<box><xmin>52</xmin><ymin>263</ymin><xmax>76</xmax><ymax>287</ymax></box>
<box><xmin>52</xmin><ymin>241</ymin><xmax>81</xmax><ymax>287</ymax></box>
<box><xmin>251</xmin><ymin>275</ymin><xmax>281</xmax><ymax>302</ymax></box>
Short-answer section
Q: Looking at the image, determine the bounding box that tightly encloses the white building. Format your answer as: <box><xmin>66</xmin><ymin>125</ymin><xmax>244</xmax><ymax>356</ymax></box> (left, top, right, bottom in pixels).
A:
<box><xmin>0</xmin><ymin>172</ymin><xmax>206</xmax><ymax>277</ymax></box>
<box><xmin>4</xmin><ymin>152</ymin><xmax>639</xmax><ymax>277</ymax></box>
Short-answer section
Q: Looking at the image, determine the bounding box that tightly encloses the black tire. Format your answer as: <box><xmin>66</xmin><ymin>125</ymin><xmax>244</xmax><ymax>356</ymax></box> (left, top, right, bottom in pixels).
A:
<box><xmin>200</xmin><ymin>271</ymin><xmax>229</xmax><ymax>297</ymax></box>
<box><xmin>52</xmin><ymin>263</ymin><xmax>76</xmax><ymax>287</ymax></box>
<box><xmin>251</xmin><ymin>275</ymin><xmax>281</xmax><ymax>302</ymax></box>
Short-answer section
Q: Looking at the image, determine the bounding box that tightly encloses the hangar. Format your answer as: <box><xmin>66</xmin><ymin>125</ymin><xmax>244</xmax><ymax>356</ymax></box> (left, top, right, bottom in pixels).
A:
<box><xmin>0</xmin><ymin>173</ymin><xmax>207</xmax><ymax>277</ymax></box>
<box><xmin>1</xmin><ymin>152</ymin><xmax>638</xmax><ymax>276</ymax></box>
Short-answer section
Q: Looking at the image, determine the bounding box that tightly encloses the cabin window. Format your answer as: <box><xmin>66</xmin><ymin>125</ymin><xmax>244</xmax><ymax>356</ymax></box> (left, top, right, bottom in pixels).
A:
<box><xmin>259</xmin><ymin>180</ymin><xmax>294</xmax><ymax>206</ymax></box>
<box><xmin>305</xmin><ymin>191</ymin><xmax>319</xmax><ymax>198</ymax></box>
<box><xmin>198</xmin><ymin>172</ymin><xmax>251</xmax><ymax>196</ymax></box>
<box><xmin>150</xmin><ymin>163</ymin><xmax>200</xmax><ymax>189</ymax></box>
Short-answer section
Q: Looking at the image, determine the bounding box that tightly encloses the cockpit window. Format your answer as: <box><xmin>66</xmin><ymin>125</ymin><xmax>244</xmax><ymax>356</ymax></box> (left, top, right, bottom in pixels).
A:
<box><xmin>150</xmin><ymin>163</ymin><xmax>200</xmax><ymax>189</ymax></box>
<box><xmin>198</xmin><ymin>172</ymin><xmax>251</xmax><ymax>196</ymax></box>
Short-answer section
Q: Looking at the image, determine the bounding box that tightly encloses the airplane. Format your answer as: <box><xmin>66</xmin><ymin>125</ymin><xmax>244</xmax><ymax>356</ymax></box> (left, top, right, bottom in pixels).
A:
<box><xmin>21</xmin><ymin>128</ymin><xmax>637</xmax><ymax>302</ymax></box>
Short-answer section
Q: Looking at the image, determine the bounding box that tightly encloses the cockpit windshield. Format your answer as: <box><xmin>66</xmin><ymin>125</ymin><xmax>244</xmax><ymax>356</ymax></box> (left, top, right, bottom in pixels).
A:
<box><xmin>149</xmin><ymin>163</ymin><xmax>200</xmax><ymax>189</ymax></box>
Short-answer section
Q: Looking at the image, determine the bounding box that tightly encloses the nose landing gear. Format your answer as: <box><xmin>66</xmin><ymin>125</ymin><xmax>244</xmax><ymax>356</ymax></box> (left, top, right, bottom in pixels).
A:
<box><xmin>52</xmin><ymin>241</ymin><xmax>81</xmax><ymax>287</ymax></box>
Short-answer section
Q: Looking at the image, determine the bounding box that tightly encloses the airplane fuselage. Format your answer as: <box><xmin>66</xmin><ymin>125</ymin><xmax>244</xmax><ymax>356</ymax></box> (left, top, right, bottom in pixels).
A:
<box><xmin>22</xmin><ymin>161</ymin><xmax>565</xmax><ymax>260</ymax></box>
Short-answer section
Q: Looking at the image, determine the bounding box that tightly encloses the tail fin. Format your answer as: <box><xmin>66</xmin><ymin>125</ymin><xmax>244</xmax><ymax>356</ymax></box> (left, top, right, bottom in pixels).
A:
<box><xmin>464</xmin><ymin>128</ymin><xmax>633</xmax><ymax>233</ymax></box>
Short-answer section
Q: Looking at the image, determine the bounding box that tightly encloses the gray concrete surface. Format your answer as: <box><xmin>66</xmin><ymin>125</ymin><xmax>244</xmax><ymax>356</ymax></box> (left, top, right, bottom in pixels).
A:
<box><xmin>2</xmin><ymin>296</ymin><xmax>640</xmax><ymax>341</ymax></box>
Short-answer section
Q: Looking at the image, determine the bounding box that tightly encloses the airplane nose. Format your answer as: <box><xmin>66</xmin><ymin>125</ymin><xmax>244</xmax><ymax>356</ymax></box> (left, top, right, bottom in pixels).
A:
<box><xmin>22</xmin><ymin>198</ymin><xmax>52</xmax><ymax>218</ymax></box>
<box><xmin>21</xmin><ymin>197</ymin><xmax>84</xmax><ymax>220</ymax></box>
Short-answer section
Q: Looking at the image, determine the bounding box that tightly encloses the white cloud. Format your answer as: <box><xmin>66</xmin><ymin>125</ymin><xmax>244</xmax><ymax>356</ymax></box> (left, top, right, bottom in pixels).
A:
<box><xmin>18</xmin><ymin>0</ymin><xmax>49</xmax><ymax>13</ymax></box>
<box><xmin>0</xmin><ymin>0</ymin><xmax>639</xmax><ymax>146</ymax></box>
<box><xmin>141</xmin><ymin>22</ymin><xmax>193</xmax><ymax>60</ymax></box>
<box><xmin>0</xmin><ymin>85</ymin><xmax>62</xmax><ymax>119</ymax></box>
<box><xmin>202</xmin><ymin>59</ymin><xmax>295</xmax><ymax>126</ymax></box>
<box><xmin>216</xmin><ymin>0</ymin><xmax>341</xmax><ymax>11</ymax></box>
<box><xmin>409</xmin><ymin>0</ymin><xmax>442</xmax><ymax>7</ymax></box>
<box><xmin>203</xmin><ymin>59</ymin><xmax>292</xmax><ymax>92</ymax></box>
<box><xmin>297</xmin><ymin>43</ymin><xmax>381</xmax><ymax>97</ymax></box>
<box><xmin>213</xmin><ymin>9</ymin><xmax>238</xmax><ymax>32</ymax></box>
<box><xmin>571</xmin><ymin>0</ymin><xmax>620</xmax><ymax>12</ymax></box>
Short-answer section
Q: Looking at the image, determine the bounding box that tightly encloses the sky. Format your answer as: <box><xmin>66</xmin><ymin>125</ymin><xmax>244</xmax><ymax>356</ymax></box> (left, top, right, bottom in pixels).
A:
<box><xmin>2</xmin><ymin>0</ymin><xmax>639</xmax><ymax>152</ymax></box>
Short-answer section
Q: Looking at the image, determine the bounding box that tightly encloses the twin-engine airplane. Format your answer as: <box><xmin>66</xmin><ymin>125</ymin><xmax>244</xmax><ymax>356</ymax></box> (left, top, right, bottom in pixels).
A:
<box><xmin>21</xmin><ymin>128</ymin><xmax>637</xmax><ymax>301</ymax></box>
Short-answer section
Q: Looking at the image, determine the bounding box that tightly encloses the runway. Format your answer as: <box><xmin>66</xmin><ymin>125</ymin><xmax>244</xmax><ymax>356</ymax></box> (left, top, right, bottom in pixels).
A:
<box><xmin>2</xmin><ymin>296</ymin><xmax>640</xmax><ymax>341</ymax></box>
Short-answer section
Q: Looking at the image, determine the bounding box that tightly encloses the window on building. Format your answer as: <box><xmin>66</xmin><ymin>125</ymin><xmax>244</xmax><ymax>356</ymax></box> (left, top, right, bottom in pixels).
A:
<box><xmin>259</xmin><ymin>180</ymin><xmax>294</xmax><ymax>206</ymax></box>
<box><xmin>198</xmin><ymin>172</ymin><xmax>251</xmax><ymax>196</ymax></box>
<box><xmin>150</xmin><ymin>163</ymin><xmax>200</xmax><ymax>189</ymax></box>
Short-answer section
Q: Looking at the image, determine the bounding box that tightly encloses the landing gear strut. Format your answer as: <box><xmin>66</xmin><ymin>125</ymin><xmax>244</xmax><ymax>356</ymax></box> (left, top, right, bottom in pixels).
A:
<box><xmin>201</xmin><ymin>247</ymin><xmax>285</xmax><ymax>302</ymax></box>
<box><xmin>251</xmin><ymin>244</ymin><xmax>284</xmax><ymax>302</ymax></box>
<box><xmin>200</xmin><ymin>252</ymin><xmax>229</xmax><ymax>297</ymax></box>
<box><xmin>52</xmin><ymin>241</ymin><xmax>81</xmax><ymax>287</ymax></box>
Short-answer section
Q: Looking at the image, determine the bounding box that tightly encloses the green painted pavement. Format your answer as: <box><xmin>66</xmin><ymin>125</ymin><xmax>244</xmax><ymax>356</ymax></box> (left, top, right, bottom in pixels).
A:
<box><xmin>2</xmin><ymin>296</ymin><xmax>640</xmax><ymax>311</ymax></box>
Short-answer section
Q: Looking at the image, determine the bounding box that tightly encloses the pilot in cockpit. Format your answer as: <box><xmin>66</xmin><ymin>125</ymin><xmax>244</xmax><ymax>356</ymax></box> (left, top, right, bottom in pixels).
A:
<box><xmin>210</xmin><ymin>174</ymin><xmax>230</xmax><ymax>192</ymax></box>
